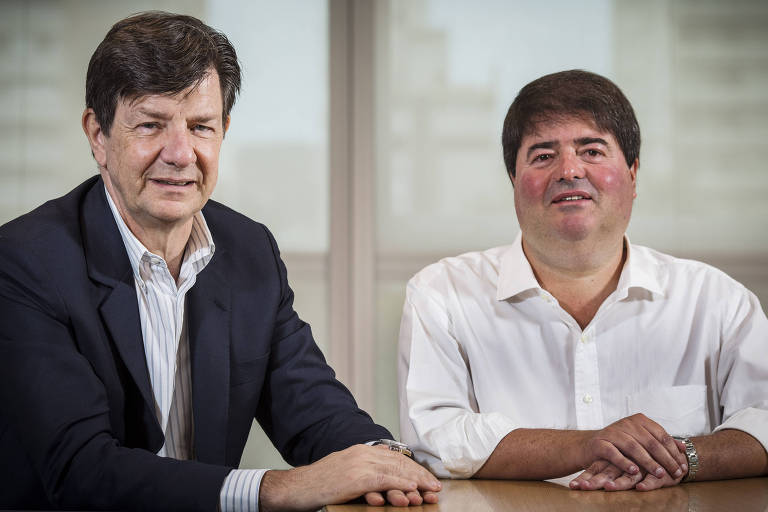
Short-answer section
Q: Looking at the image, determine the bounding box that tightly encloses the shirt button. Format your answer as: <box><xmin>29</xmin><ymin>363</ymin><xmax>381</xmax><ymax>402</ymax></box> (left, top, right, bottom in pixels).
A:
<box><xmin>583</xmin><ymin>394</ymin><xmax>593</xmax><ymax>404</ymax></box>
<box><xmin>580</xmin><ymin>334</ymin><xmax>588</xmax><ymax>343</ymax></box>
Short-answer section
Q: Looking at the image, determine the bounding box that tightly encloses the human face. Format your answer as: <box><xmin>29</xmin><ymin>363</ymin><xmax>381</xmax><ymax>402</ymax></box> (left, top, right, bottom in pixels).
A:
<box><xmin>511</xmin><ymin>117</ymin><xmax>637</xmax><ymax>249</ymax></box>
<box><xmin>84</xmin><ymin>71</ymin><xmax>227</xmax><ymax>235</ymax></box>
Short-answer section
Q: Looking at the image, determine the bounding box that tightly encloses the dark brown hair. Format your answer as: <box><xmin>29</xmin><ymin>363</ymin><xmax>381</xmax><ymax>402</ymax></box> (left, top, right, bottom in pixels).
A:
<box><xmin>501</xmin><ymin>70</ymin><xmax>640</xmax><ymax>178</ymax></box>
<box><xmin>86</xmin><ymin>11</ymin><xmax>241</xmax><ymax>135</ymax></box>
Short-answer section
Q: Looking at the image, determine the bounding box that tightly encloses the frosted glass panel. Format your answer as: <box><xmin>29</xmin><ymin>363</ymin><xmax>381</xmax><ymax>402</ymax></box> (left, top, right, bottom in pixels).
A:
<box><xmin>376</xmin><ymin>0</ymin><xmax>614</xmax><ymax>255</ymax></box>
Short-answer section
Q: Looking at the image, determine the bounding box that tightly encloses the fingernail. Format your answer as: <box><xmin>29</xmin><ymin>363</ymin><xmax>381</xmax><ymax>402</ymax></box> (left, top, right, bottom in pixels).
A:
<box><xmin>674</xmin><ymin>469</ymin><xmax>682</xmax><ymax>478</ymax></box>
<box><xmin>569</xmin><ymin>480</ymin><xmax>579</xmax><ymax>489</ymax></box>
<box><xmin>682</xmin><ymin>463</ymin><xmax>688</xmax><ymax>472</ymax></box>
<box><xmin>628</xmin><ymin>465</ymin><xmax>638</xmax><ymax>474</ymax></box>
<box><xmin>655</xmin><ymin>467</ymin><xmax>664</xmax><ymax>477</ymax></box>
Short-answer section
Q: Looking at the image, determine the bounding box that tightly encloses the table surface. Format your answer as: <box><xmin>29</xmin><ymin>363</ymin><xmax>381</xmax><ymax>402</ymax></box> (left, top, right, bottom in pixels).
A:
<box><xmin>324</xmin><ymin>477</ymin><xmax>768</xmax><ymax>512</ymax></box>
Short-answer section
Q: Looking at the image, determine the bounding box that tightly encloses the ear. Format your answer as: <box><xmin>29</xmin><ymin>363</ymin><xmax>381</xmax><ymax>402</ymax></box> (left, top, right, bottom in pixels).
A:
<box><xmin>224</xmin><ymin>115</ymin><xmax>231</xmax><ymax>134</ymax></box>
<box><xmin>629</xmin><ymin>158</ymin><xmax>639</xmax><ymax>198</ymax></box>
<box><xmin>82</xmin><ymin>108</ymin><xmax>108</xmax><ymax>167</ymax></box>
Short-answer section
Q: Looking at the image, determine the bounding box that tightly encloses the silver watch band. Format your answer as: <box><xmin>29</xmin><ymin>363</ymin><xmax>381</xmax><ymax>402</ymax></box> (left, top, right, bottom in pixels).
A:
<box><xmin>674</xmin><ymin>436</ymin><xmax>699</xmax><ymax>482</ymax></box>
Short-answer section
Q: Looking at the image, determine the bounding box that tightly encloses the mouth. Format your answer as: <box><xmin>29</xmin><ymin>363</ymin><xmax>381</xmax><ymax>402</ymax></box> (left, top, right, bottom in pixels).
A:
<box><xmin>551</xmin><ymin>191</ymin><xmax>592</xmax><ymax>204</ymax></box>
<box><xmin>150</xmin><ymin>178</ymin><xmax>195</xmax><ymax>187</ymax></box>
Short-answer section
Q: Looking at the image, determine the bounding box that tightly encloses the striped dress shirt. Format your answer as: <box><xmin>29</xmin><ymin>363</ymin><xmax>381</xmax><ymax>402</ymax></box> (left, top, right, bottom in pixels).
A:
<box><xmin>106</xmin><ymin>190</ymin><xmax>266</xmax><ymax>511</ymax></box>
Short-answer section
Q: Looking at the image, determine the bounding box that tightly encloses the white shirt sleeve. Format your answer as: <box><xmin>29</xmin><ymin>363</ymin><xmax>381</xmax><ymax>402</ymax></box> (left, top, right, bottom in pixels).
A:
<box><xmin>398</xmin><ymin>282</ymin><xmax>516</xmax><ymax>479</ymax></box>
<box><xmin>713</xmin><ymin>286</ymin><xmax>768</xmax><ymax>451</ymax></box>
<box><xmin>219</xmin><ymin>469</ymin><xmax>268</xmax><ymax>512</ymax></box>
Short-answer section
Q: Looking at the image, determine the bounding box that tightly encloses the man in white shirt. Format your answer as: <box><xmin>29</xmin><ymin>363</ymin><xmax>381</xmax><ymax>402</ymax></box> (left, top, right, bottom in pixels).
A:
<box><xmin>398</xmin><ymin>69</ymin><xmax>768</xmax><ymax>491</ymax></box>
<box><xmin>0</xmin><ymin>11</ymin><xmax>439</xmax><ymax>511</ymax></box>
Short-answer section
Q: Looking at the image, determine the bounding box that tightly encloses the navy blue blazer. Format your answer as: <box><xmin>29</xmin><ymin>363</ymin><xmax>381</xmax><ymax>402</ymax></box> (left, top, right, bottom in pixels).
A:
<box><xmin>0</xmin><ymin>176</ymin><xmax>390</xmax><ymax>510</ymax></box>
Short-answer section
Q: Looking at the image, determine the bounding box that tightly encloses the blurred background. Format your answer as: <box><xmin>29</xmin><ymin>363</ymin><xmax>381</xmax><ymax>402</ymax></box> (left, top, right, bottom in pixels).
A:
<box><xmin>2</xmin><ymin>0</ymin><xmax>767</xmax><ymax>470</ymax></box>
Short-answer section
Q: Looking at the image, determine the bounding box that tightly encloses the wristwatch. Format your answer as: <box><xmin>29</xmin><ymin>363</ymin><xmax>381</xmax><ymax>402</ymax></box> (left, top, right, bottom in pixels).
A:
<box><xmin>673</xmin><ymin>436</ymin><xmax>699</xmax><ymax>482</ymax></box>
<box><xmin>372</xmin><ymin>439</ymin><xmax>414</xmax><ymax>459</ymax></box>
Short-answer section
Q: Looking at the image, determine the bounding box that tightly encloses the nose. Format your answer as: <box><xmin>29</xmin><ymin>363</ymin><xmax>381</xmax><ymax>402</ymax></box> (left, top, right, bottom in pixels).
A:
<box><xmin>160</xmin><ymin>127</ymin><xmax>196</xmax><ymax>168</ymax></box>
<box><xmin>557</xmin><ymin>155</ymin><xmax>584</xmax><ymax>181</ymax></box>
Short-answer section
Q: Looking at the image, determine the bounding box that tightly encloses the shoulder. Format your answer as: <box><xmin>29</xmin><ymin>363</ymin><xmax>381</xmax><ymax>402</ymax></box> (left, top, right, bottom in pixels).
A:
<box><xmin>631</xmin><ymin>243</ymin><xmax>757</xmax><ymax>306</ymax></box>
<box><xmin>0</xmin><ymin>177</ymin><xmax>97</xmax><ymax>249</ymax></box>
<box><xmin>201</xmin><ymin>200</ymin><xmax>276</xmax><ymax>255</ymax></box>
<box><xmin>407</xmin><ymin>245</ymin><xmax>508</xmax><ymax>298</ymax></box>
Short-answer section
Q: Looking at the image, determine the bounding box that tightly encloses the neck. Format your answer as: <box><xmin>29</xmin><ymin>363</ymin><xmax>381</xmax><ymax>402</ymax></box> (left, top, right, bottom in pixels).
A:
<box><xmin>522</xmin><ymin>235</ymin><xmax>626</xmax><ymax>330</ymax></box>
<box><xmin>126</xmin><ymin>218</ymin><xmax>192</xmax><ymax>282</ymax></box>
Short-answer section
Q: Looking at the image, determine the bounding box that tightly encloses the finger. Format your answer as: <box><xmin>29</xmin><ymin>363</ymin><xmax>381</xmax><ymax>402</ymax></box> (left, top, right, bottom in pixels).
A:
<box><xmin>587</xmin><ymin>463</ymin><xmax>624</xmax><ymax>490</ymax></box>
<box><xmin>422</xmin><ymin>491</ymin><xmax>439</xmax><ymax>504</ymax></box>
<box><xmin>364</xmin><ymin>491</ymin><xmax>386</xmax><ymax>506</ymax></box>
<box><xmin>600</xmin><ymin>430</ymin><xmax>670</xmax><ymax>478</ymax></box>
<box><xmin>570</xmin><ymin>459</ymin><xmax>610</xmax><ymax>489</ymax></box>
<box><xmin>404</xmin><ymin>490</ymin><xmax>424</xmax><ymax>506</ymax></box>
<box><xmin>592</xmin><ymin>439</ymin><xmax>642</xmax><ymax>476</ymax></box>
<box><xmin>628</xmin><ymin>415</ymin><xmax>686</xmax><ymax>477</ymax></box>
<box><xmin>637</xmin><ymin>430</ymin><xmax>685</xmax><ymax>479</ymax></box>
<box><xmin>385</xmin><ymin>489</ymin><xmax>410</xmax><ymax>507</ymax></box>
<box><xmin>607</xmin><ymin>471</ymin><xmax>644</xmax><ymax>491</ymax></box>
<box><xmin>636</xmin><ymin>472</ymin><xmax>666</xmax><ymax>492</ymax></box>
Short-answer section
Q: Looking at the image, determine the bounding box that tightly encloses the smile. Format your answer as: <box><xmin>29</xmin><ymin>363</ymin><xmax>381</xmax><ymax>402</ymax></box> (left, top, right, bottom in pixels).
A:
<box><xmin>556</xmin><ymin>195</ymin><xmax>587</xmax><ymax>202</ymax></box>
<box><xmin>152</xmin><ymin>179</ymin><xmax>194</xmax><ymax>186</ymax></box>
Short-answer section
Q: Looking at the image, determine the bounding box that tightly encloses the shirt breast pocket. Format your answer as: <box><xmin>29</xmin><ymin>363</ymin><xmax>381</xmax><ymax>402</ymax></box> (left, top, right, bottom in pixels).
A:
<box><xmin>626</xmin><ymin>385</ymin><xmax>710</xmax><ymax>436</ymax></box>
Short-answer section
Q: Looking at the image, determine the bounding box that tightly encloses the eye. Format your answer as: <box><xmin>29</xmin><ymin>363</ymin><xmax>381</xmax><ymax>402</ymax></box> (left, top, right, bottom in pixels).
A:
<box><xmin>138</xmin><ymin>122</ymin><xmax>159</xmax><ymax>130</ymax></box>
<box><xmin>192</xmin><ymin>124</ymin><xmax>214</xmax><ymax>133</ymax></box>
<box><xmin>532</xmin><ymin>154</ymin><xmax>552</xmax><ymax>164</ymax></box>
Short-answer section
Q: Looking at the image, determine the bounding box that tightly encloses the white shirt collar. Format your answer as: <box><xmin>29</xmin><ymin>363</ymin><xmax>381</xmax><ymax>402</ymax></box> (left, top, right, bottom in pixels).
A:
<box><xmin>496</xmin><ymin>231</ymin><xmax>664</xmax><ymax>301</ymax></box>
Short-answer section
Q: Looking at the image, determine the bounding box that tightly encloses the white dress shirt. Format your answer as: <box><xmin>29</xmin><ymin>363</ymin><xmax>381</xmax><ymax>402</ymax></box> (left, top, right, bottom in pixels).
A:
<box><xmin>106</xmin><ymin>190</ymin><xmax>265</xmax><ymax>510</ymax></box>
<box><xmin>398</xmin><ymin>232</ymin><xmax>768</xmax><ymax>479</ymax></box>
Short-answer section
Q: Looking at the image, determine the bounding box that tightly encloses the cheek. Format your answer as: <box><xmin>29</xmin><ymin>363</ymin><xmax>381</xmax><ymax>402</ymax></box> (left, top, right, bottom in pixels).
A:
<box><xmin>516</xmin><ymin>173</ymin><xmax>549</xmax><ymax>203</ymax></box>
<box><xmin>593</xmin><ymin>169</ymin><xmax>633</xmax><ymax>195</ymax></box>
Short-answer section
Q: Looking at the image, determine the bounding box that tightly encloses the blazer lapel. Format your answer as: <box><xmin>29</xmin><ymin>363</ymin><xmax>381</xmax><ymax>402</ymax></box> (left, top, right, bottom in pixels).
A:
<box><xmin>82</xmin><ymin>181</ymin><xmax>162</xmax><ymax>445</ymax></box>
<box><xmin>187</xmin><ymin>254</ymin><xmax>231</xmax><ymax>465</ymax></box>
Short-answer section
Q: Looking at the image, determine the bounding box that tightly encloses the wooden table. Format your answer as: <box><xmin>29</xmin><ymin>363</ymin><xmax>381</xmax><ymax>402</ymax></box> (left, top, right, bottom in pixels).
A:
<box><xmin>324</xmin><ymin>477</ymin><xmax>768</xmax><ymax>511</ymax></box>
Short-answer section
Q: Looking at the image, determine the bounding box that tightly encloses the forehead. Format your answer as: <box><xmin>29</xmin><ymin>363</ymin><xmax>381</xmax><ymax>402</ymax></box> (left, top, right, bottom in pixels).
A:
<box><xmin>522</xmin><ymin>116</ymin><xmax>614</xmax><ymax>145</ymax></box>
<box><xmin>119</xmin><ymin>72</ymin><xmax>223</xmax><ymax>117</ymax></box>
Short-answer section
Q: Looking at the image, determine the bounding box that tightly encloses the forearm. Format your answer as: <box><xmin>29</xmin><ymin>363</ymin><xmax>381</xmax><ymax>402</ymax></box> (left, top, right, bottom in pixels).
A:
<box><xmin>691</xmin><ymin>429</ymin><xmax>768</xmax><ymax>481</ymax></box>
<box><xmin>473</xmin><ymin>428</ymin><xmax>593</xmax><ymax>480</ymax></box>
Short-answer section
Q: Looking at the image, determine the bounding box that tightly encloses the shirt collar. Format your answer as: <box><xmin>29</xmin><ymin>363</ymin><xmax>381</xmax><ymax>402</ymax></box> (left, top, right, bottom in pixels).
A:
<box><xmin>104</xmin><ymin>185</ymin><xmax>216</xmax><ymax>285</ymax></box>
<box><xmin>496</xmin><ymin>232</ymin><xmax>664</xmax><ymax>301</ymax></box>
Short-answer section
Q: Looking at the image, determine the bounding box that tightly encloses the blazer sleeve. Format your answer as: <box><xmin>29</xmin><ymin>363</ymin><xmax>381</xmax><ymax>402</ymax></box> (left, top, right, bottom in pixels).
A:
<box><xmin>0</xmin><ymin>233</ymin><xmax>231</xmax><ymax>510</ymax></box>
<box><xmin>253</xmin><ymin>226</ymin><xmax>392</xmax><ymax>465</ymax></box>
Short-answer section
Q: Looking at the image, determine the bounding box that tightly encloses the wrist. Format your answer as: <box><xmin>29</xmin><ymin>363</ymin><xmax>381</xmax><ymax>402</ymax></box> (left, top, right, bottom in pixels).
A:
<box><xmin>673</xmin><ymin>436</ymin><xmax>699</xmax><ymax>482</ymax></box>
<box><xmin>259</xmin><ymin>468</ymin><xmax>302</xmax><ymax>512</ymax></box>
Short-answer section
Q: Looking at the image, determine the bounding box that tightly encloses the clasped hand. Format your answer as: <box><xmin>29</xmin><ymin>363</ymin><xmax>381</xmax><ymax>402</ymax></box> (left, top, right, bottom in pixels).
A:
<box><xmin>569</xmin><ymin>414</ymin><xmax>688</xmax><ymax>491</ymax></box>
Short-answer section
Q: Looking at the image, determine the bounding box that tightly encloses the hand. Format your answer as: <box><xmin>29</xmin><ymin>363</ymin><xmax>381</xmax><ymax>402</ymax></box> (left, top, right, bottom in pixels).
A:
<box><xmin>575</xmin><ymin>414</ymin><xmax>688</xmax><ymax>485</ymax></box>
<box><xmin>570</xmin><ymin>455</ymin><xmax>685</xmax><ymax>491</ymax></box>
<box><xmin>259</xmin><ymin>444</ymin><xmax>441</xmax><ymax>511</ymax></box>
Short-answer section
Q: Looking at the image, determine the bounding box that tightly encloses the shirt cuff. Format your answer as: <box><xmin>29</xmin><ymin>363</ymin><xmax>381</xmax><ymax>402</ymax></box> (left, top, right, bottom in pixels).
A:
<box><xmin>424</xmin><ymin>411</ymin><xmax>517</xmax><ymax>478</ymax></box>
<box><xmin>714</xmin><ymin>407</ymin><xmax>768</xmax><ymax>453</ymax></box>
<box><xmin>219</xmin><ymin>468</ymin><xmax>268</xmax><ymax>512</ymax></box>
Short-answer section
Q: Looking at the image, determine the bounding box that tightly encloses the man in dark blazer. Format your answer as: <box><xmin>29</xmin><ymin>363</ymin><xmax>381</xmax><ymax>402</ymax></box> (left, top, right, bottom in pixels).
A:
<box><xmin>0</xmin><ymin>11</ymin><xmax>440</xmax><ymax>511</ymax></box>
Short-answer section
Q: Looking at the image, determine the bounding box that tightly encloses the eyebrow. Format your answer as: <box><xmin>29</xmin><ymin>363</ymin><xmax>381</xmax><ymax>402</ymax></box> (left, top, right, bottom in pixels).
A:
<box><xmin>575</xmin><ymin>137</ymin><xmax>609</xmax><ymax>147</ymax></box>
<box><xmin>135</xmin><ymin>108</ymin><xmax>172</xmax><ymax>121</ymax></box>
<box><xmin>133</xmin><ymin>109</ymin><xmax>219</xmax><ymax>125</ymax></box>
